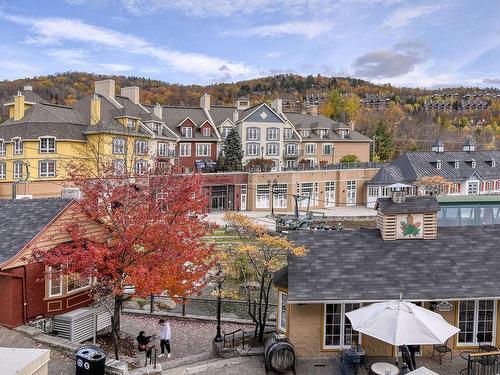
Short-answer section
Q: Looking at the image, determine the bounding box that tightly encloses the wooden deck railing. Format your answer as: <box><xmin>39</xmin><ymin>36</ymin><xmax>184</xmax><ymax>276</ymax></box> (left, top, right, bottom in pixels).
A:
<box><xmin>466</xmin><ymin>351</ymin><xmax>500</xmax><ymax>375</ymax></box>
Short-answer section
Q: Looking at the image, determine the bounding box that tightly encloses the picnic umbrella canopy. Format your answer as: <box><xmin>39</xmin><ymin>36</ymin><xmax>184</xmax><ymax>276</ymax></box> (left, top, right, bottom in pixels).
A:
<box><xmin>345</xmin><ymin>300</ymin><xmax>460</xmax><ymax>346</ymax></box>
<box><xmin>407</xmin><ymin>367</ymin><xmax>440</xmax><ymax>375</ymax></box>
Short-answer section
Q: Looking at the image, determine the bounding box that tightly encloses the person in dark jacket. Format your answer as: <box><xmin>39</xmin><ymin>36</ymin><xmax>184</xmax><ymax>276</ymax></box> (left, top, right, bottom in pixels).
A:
<box><xmin>137</xmin><ymin>331</ymin><xmax>154</xmax><ymax>360</ymax></box>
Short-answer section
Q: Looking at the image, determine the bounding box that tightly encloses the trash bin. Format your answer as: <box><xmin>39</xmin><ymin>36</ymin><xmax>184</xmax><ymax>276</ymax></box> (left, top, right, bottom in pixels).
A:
<box><xmin>76</xmin><ymin>345</ymin><xmax>106</xmax><ymax>375</ymax></box>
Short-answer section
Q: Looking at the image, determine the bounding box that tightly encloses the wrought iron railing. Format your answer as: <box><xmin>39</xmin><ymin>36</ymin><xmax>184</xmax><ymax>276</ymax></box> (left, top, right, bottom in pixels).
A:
<box><xmin>465</xmin><ymin>351</ymin><xmax>500</xmax><ymax>375</ymax></box>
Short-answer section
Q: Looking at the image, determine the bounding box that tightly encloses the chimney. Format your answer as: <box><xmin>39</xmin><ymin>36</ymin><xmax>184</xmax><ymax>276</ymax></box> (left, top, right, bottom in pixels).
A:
<box><xmin>14</xmin><ymin>91</ymin><xmax>25</xmax><ymax>121</ymax></box>
<box><xmin>235</xmin><ymin>97</ymin><xmax>250</xmax><ymax>110</ymax></box>
<box><xmin>120</xmin><ymin>86</ymin><xmax>140</xmax><ymax>104</ymax></box>
<box><xmin>307</xmin><ymin>104</ymin><xmax>318</xmax><ymax>116</ymax></box>
<box><xmin>233</xmin><ymin>109</ymin><xmax>239</xmax><ymax>123</ymax></box>
<box><xmin>271</xmin><ymin>98</ymin><xmax>283</xmax><ymax>114</ymax></box>
<box><xmin>200</xmin><ymin>93</ymin><xmax>211</xmax><ymax>111</ymax></box>
<box><xmin>23</xmin><ymin>85</ymin><xmax>33</xmax><ymax>92</ymax></box>
<box><xmin>94</xmin><ymin>79</ymin><xmax>115</xmax><ymax>99</ymax></box>
<box><xmin>90</xmin><ymin>94</ymin><xmax>101</xmax><ymax>125</ymax></box>
<box><xmin>153</xmin><ymin>103</ymin><xmax>162</xmax><ymax>120</ymax></box>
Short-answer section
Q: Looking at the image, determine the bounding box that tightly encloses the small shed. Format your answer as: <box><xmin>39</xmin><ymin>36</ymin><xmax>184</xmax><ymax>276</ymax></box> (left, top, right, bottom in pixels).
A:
<box><xmin>0</xmin><ymin>347</ymin><xmax>50</xmax><ymax>375</ymax></box>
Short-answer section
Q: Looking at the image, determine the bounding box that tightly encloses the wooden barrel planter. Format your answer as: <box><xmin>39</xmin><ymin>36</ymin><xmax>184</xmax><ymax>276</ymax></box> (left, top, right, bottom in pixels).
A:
<box><xmin>264</xmin><ymin>333</ymin><xmax>295</xmax><ymax>374</ymax></box>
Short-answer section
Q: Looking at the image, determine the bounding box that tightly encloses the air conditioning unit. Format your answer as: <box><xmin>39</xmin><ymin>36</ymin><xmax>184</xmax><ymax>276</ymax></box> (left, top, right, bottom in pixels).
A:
<box><xmin>53</xmin><ymin>308</ymin><xmax>95</xmax><ymax>343</ymax></box>
<box><xmin>61</xmin><ymin>188</ymin><xmax>82</xmax><ymax>199</ymax></box>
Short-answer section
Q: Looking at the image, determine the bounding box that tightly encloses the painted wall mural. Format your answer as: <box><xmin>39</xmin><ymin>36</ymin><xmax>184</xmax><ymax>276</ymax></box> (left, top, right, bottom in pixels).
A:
<box><xmin>396</xmin><ymin>213</ymin><xmax>423</xmax><ymax>239</ymax></box>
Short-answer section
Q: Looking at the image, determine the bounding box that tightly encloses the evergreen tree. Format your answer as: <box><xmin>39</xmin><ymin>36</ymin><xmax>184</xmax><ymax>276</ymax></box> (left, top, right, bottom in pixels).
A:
<box><xmin>373</xmin><ymin>120</ymin><xmax>394</xmax><ymax>162</ymax></box>
<box><xmin>223</xmin><ymin>129</ymin><xmax>244</xmax><ymax>167</ymax></box>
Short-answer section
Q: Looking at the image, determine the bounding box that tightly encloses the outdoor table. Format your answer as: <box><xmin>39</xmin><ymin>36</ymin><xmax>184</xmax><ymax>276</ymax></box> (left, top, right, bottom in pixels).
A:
<box><xmin>371</xmin><ymin>362</ymin><xmax>399</xmax><ymax>375</ymax></box>
<box><xmin>479</xmin><ymin>344</ymin><xmax>497</xmax><ymax>352</ymax></box>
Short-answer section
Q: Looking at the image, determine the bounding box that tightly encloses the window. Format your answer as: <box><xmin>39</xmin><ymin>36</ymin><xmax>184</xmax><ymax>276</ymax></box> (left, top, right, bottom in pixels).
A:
<box><xmin>256</xmin><ymin>184</ymin><xmax>270</xmax><ymax>208</ymax></box>
<box><xmin>323</xmin><ymin>144</ymin><xmax>333</xmax><ymax>155</ymax></box>
<box><xmin>266</xmin><ymin>143</ymin><xmax>279</xmax><ymax>156</ymax></box>
<box><xmin>179</xmin><ymin>143</ymin><xmax>191</xmax><ymax>157</ymax></box>
<box><xmin>13</xmin><ymin>161</ymin><xmax>23</xmax><ymax>179</ymax></box>
<box><xmin>278</xmin><ymin>291</ymin><xmax>287</xmax><ymax>332</ymax></box>
<box><xmin>273</xmin><ymin>184</ymin><xmax>287</xmax><ymax>208</ymax></box>
<box><xmin>48</xmin><ymin>267</ymin><xmax>62</xmax><ymax>297</ymax></box>
<box><xmin>455</xmin><ymin>161</ymin><xmax>460</xmax><ymax>169</ymax></box>
<box><xmin>324</xmin><ymin>303</ymin><xmax>360</xmax><ymax>348</ymax></box>
<box><xmin>285</xmin><ymin>144</ymin><xmax>297</xmax><ymax>156</ymax></box>
<box><xmin>67</xmin><ymin>274</ymin><xmax>91</xmax><ymax>293</ymax></box>
<box><xmin>267</xmin><ymin>128</ymin><xmax>279</xmax><ymax>141</ymax></box>
<box><xmin>13</xmin><ymin>138</ymin><xmax>23</xmax><ymax>155</ymax></box>
<box><xmin>158</xmin><ymin>143</ymin><xmax>169</xmax><ymax>157</ymax></box>
<box><xmin>471</xmin><ymin>160</ymin><xmax>476</xmax><ymax>169</ymax></box>
<box><xmin>448</xmin><ymin>183</ymin><xmax>460</xmax><ymax>194</ymax></box>
<box><xmin>301</xmin><ymin>129</ymin><xmax>310</xmax><ymax>137</ymax></box>
<box><xmin>285</xmin><ymin>160</ymin><xmax>296</xmax><ymax>169</ymax></box>
<box><xmin>151</xmin><ymin>122</ymin><xmax>160</xmax><ymax>134</ymax></box>
<box><xmin>368</xmin><ymin>186</ymin><xmax>380</xmax><ymax>197</ymax></box>
<box><xmin>305</xmin><ymin>144</ymin><xmax>316</xmax><ymax>155</ymax></box>
<box><xmin>346</xmin><ymin>180</ymin><xmax>357</xmax><ymax>206</ymax></box>
<box><xmin>297</xmin><ymin>182</ymin><xmax>319</xmax><ymax>207</ymax></box>
<box><xmin>0</xmin><ymin>139</ymin><xmax>4</xmax><ymax>156</ymax></box>
<box><xmin>112</xmin><ymin>138</ymin><xmax>126</xmax><ymax>154</ymax></box>
<box><xmin>246</xmin><ymin>143</ymin><xmax>259</xmax><ymax>156</ymax></box>
<box><xmin>247</xmin><ymin>128</ymin><xmax>260</xmax><ymax>141</ymax></box>
<box><xmin>0</xmin><ymin>162</ymin><xmax>5</xmax><ymax>179</ymax></box>
<box><xmin>325</xmin><ymin>181</ymin><xmax>336</xmax><ymax>207</ymax></box>
<box><xmin>492</xmin><ymin>160</ymin><xmax>496</xmax><ymax>168</ymax></box>
<box><xmin>458</xmin><ymin>300</ymin><xmax>496</xmax><ymax>346</ymax></box>
<box><xmin>113</xmin><ymin>159</ymin><xmax>125</xmax><ymax>176</ymax></box>
<box><xmin>283</xmin><ymin>128</ymin><xmax>292</xmax><ymax>140</ymax></box>
<box><xmin>127</xmin><ymin>118</ymin><xmax>135</xmax><ymax>129</ymax></box>
<box><xmin>221</xmin><ymin>127</ymin><xmax>231</xmax><ymax>138</ymax></box>
<box><xmin>319</xmin><ymin>129</ymin><xmax>328</xmax><ymax>139</ymax></box>
<box><xmin>39</xmin><ymin>161</ymin><xmax>56</xmax><ymax>178</ymax></box>
<box><xmin>339</xmin><ymin>129</ymin><xmax>349</xmax><ymax>139</ymax></box>
<box><xmin>202</xmin><ymin>127</ymin><xmax>211</xmax><ymax>137</ymax></box>
<box><xmin>436</xmin><ymin>161</ymin><xmax>442</xmax><ymax>170</ymax></box>
<box><xmin>39</xmin><ymin>137</ymin><xmax>56</xmax><ymax>153</ymax></box>
<box><xmin>135</xmin><ymin>160</ymin><xmax>147</xmax><ymax>175</ymax></box>
<box><xmin>135</xmin><ymin>140</ymin><xmax>148</xmax><ymax>155</ymax></box>
<box><xmin>181</xmin><ymin>127</ymin><xmax>193</xmax><ymax>138</ymax></box>
<box><xmin>196</xmin><ymin>143</ymin><xmax>211</xmax><ymax>157</ymax></box>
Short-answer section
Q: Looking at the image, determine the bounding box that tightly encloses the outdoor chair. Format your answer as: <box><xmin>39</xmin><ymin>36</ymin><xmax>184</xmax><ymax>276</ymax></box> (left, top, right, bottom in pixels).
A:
<box><xmin>431</xmin><ymin>338</ymin><xmax>452</xmax><ymax>364</ymax></box>
<box><xmin>477</xmin><ymin>333</ymin><xmax>497</xmax><ymax>352</ymax></box>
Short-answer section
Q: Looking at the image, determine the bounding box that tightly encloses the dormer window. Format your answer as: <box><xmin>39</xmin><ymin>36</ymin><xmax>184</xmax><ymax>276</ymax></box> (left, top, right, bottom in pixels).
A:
<box><xmin>181</xmin><ymin>127</ymin><xmax>192</xmax><ymax>138</ymax></box>
<box><xmin>339</xmin><ymin>129</ymin><xmax>349</xmax><ymax>139</ymax></box>
<box><xmin>0</xmin><ymin>139</ymin><xmax>5</xmax><ymax>156</ymax></box>
<box><xmin>436</xmin><ymin>161</ymin><xmax>442</xmax><ymax>170</ymax></box>
<box><xmin>454</xmin><ymin>161</ymin><xmax>459</xmax><ymax>169</ymax></box>
<box><xmin>319</xmin><ymin>129</ymin><xmax>328</xmax><ymax>139</ymax></box>
<box><xmin>492</xmin><ymin>160</ymin><xmax>496</xmax><ymax>168</ymax></box>
<box><xmin>13</xmin><ymin>138</ymin><xmax>23</xmax><ymax>155</ymax></box>
<box><xmin>302</xmin><ymin>129</ymin><xmax>310</xmax><ymax>137</ymax></box>
<box><xmin>283</xmin><ymin>128</ymin><xmax>292</xmax><ymax>140</ymax></box>
<box><xmin>471</xmin><ymin>160</ymin><xmax>476</xmax><ymax>169</ymax></box>
<box><xmin>127</xmin><ymin>118</ymin><xmax>135</xmax><ymax>129</ymax></box>
<box><xmin>202</xmin><ymin>127</ymin><xmax>211</xmax><ymax>137</ymax></box>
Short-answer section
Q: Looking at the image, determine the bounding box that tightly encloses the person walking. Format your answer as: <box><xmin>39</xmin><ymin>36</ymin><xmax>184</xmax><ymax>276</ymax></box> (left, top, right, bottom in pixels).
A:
<box><xmin>158</xmin><ymin>319</ymin><xmax>171</xmax><ymax>358</ymax></box>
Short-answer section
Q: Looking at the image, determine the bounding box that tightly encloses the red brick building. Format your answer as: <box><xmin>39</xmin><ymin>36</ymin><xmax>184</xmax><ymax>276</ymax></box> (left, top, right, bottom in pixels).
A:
<box><xmin>0</xmin><ymin>198</ymin><xmax>109</xmax><ymax>328</ymax></box>
<box><xmin>201</xmin><ymin>172</ymin><xmax>249</xmax><ymax>212</ymax></box>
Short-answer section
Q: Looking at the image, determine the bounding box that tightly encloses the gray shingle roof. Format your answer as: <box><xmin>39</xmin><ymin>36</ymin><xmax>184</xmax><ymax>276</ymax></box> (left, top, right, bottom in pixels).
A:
<box><xmin>160</xmin><ymin>106</ymin><xmax>218</xmax><ymax>141</ymax></box>
<box><xmin>0</xmin><ymin>198</ymin><xmax>73</xmax><ymax>265</ymax></box>
<box><xmin>375</xmin><ymin>196</ymin><xmax>441</xmax><ymax>214</ymax></box>
<box><xmin>285</xmin><ymin>225</ymin><xmax>500</xmax><ymax>303</ymax></box>
<box><xmin>369</xmin><ymin>151</ymin><xmax>500</xmax><ymax>185</ymax></box>
<box><xmin>209</xmin><ymin>106</ymin><xmax>236</xmax><ymax>127</ymax></box>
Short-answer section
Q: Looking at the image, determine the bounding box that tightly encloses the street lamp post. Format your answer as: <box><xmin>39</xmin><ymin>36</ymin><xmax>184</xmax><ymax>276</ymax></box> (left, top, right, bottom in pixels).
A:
<box><xmin>268</xmin><ymin>179</ymin><xmax>278</xmax><ymax>216</ymax></box>
<box><xmin>213</xmin><ymin>262</ymin><xmax>226</xmax><ymax>343</ymax></box>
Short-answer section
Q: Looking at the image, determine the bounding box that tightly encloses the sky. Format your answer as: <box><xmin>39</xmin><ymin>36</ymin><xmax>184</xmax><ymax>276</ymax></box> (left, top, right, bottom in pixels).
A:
<box><xmin>0</xmin><ymin>0</ymin><xmax>499</xmax><ymax>88</ymax></box>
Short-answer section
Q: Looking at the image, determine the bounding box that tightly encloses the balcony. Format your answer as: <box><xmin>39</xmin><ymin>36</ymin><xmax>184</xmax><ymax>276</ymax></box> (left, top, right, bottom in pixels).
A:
<box><xmin>282</xmin><ymin>161</ymin><xmax>385</xmax><ymax>172</ymax></box>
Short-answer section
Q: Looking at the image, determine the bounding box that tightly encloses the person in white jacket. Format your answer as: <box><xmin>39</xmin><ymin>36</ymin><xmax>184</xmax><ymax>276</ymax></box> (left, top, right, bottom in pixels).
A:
<box><xmin>158</xmin><ymin>319</ymin><xmax>171</xmax><ymax>358</ymax></box>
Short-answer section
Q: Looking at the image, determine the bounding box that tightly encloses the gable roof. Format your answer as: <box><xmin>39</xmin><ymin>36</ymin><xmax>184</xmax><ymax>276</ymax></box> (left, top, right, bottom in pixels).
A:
<box><xmin>0</xmin><ymin>198</ymin><xmax>73</xmax><ymax>266</ymax></box>
<box><xmin>370</xmin><ymin>150</ymin><xmax>500</xmax><ymax>185</ymax></box>
<box><xmin>283</xmin><ymin>225</ymin><xmax>500</xmax><ymax>303</ymax></box>
<box><xmin>209</xmin><ymin>106</ymin><xmax>236</xmax><ymax>127</ymax></box>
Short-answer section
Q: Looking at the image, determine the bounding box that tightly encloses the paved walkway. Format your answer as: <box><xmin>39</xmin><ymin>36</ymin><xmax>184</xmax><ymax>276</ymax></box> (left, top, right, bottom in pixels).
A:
<box><xmin>0</xmin><ymin>326</ymin><xmax>73</xmax><ymax>375</ymax></box>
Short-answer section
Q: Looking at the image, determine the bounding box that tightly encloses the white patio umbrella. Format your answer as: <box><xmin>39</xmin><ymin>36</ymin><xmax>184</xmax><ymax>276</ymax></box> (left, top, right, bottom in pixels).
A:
<box><xmin>345</xmin><ymin>300</ymin><xmax>459</xmax><ymax>346</ymax></box>
<box><xmin>407</xmin><ymin>367</ymin><xmax>440</xmax><ymax>375</ymax></box>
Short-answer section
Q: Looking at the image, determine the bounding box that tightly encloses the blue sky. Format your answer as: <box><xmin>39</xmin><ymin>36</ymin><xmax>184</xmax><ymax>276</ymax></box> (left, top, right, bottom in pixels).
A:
<box><xmin>0</xmin><ymin>0</ymin><xmax>499</xmax><ymax>88</ymax></box>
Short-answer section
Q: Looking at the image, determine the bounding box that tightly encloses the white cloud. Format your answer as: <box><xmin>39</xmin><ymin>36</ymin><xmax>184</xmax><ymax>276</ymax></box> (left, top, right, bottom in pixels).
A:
<box><xmin>0</xmin><ymin>11</ymin><xmax>252</xmax><ymax>82</ymax></box>
<box><xmin>98</xmin><ymin>63</ymin><xmax>134</xmax><ymax>72</ymax></box>
<box><xmin>222</xmin><ymin>21</ymin><xmax>333</xmax><ymax>39</ymax></box>
<box><xmin>266</xmin><ymin>52</ymin><xmax>281</xmax><ymax>59</ymax></box>
<box><xmin>383</xmin><ymin>4</ymin><xmax>444</xmax><ymax>29</ymax></box>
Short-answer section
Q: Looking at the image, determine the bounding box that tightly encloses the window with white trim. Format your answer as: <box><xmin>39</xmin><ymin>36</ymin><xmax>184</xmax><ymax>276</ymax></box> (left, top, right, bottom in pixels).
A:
<box><xmin>455</xmin><ymin>161</ymin><xmax>460</xmax><ymax>169</ymax></box>
<box><xmin>301</xmin><ymin>129</ymin><xmax>310</xmax><ymax>137</ymax></box>
<box><xmin>436</xmin><ymin>161</ymin><xmax>442</xmax><ymax>170</ymax></box>
<box><xmin>127</xmin><ymin>118</ymin><xmax>135</xmax><ymax>129</ymax></box>
<box><xmin>221</xmin><ymin>127</ymin><xmax>231</xmax><ymax>138</ymax></box>
<box><xmin>246</xmin><ymin>143</ymin><xmax>259</xmax><ymax>156</ymax></box>
<box><xmin>48</xmin><ymin>267</ymin><xmax>62</xmax><ymax>297</ymax></box>
<box><xmin>0</xmin><ymin>139</ymin><xmax>4</xmax><ymax>156</ymax></box>
<box><xmin>278</xmin><ymin>291</ymin><xmax>287</xmax><ymax>332</ymax></box>
<box><xmin>266</xmin><ymin>143</ymin><xmax>279</xmax><ymax>156</ymax></box>
<box><xmin>39</xmin><ymin>137</ymin><xmax>56</xmax><ymax>153</ymax></box>
<box><xmin>196</xmin><ymin>143</ymin><xmax>211</xmax><ymax>157</ymax></box>
<box><xmin>39</xmin><ymin>161</ymin><xmax>56</xmax><ymax>178</ymax></box>
<box><xmin>112</xmin><ymin>138</ymin><xmax>126</xmax><ymax>154</ymax></box>
<box><xmin>13</xmin><ymin>138</ymin><xmax>23</xmax><ymax>155</ymax></box>
<box><xmin>0</xmin><ymin>162</ymin><xmax>5</xmax><ymax>179</ymax></box>
<box><xmin>283</xmin><ymin>128</ymin><xmax>292</xmax><ymax>140</ymax></box>
<box><xmin>179</xmin><ymin>143</ymin><xmax>191</xmax><ymax>157</ymax></box>
<box><xmin>135</xmin><ymin>160</ymin><xmax>147</xmax><ymax>175</ymax></box>
<box><xmin>325</xmin><ymin>181</ymin><xmax>336</xmax><ymax>207</ymax></box>
<box><xmin>273</xmin><ymin>184</ymin><xmax>288</xmax><ymax>208</ymax></box>
<box><xmin>135</xmin><ymin>140</ymin><xmax>148</xmax><ymax>155</ymax></box>
<box><xmin>247</xmin><ymin>128</ymin><xmax>260</xmax><ymax>141</ymax></box>
<box><xmin>323</xmin><ymin>144</ymin><xmax>333</xmax><ymax>155</ymax></box>
<box><xmin>13</xmin><ymin>161</ymin><xmax>23</xmax><ymax>179</ymax></box>
<box><xmin>67</xmin><ymin>274</ymin><xmax>91</xmax><ymax>293</ymax></box>
<box><xmin>305</xmin><ymin>144</ymin><xmax>316</xmax><ymax>155</ymax></box>
<box><xmin>319</xmin><ymin>129</ymin><xmax>329</xmax><ymax>139</ymax></box>
<box><xmin>158</xmin><ymin>142</ymin><xmax>169</xmax><ymax>157</ymax></box>
<box><xmin>113</xmin><ymin>159</ymin><xmax>125</xmax><ymax>176</ymax></box>
<box><xmin>256</xmin><ymin>184</ymin><xmax>270</xmax><ymax>208</ymax></box>
<box><xmin>285</xmin><ymin>144</ymin><xmax>297</xmax><ymax>156</ymax></box>
<box><xmin>368</xmin><ymin>186</ymin><xmax>380</xmax><ymax>197</ymax></box>
<box><xmin>181</xmin><ymin>127</ymin><xmax>193</xmax><ymax>138</ymax></box>
<box><xmin>202</xmin><ymin>127</ymin><xmax>211</xmax><ymax>137</ymax></box>
<box><xmin>297</xmin><ymin>182</ymin><xmax>319</xmax><ymax>207</ymax></box>
<box><xmin>458</xmin><ymin>300</ymin><xmax>496</xmax><ymax>345</ymax></box>
<box><xmin>471</xmin><ymin>160</ymin><xmax>476</xmax><ymax>169</ymax></box>
<box><xmin>324</xmin><ymin>303</ymin><xmax>360</xmax><ymax>348</ymax></box>
<box><xmin>267</xmin><ymin>128</ymin><xmax>279</xmax><ymax>141</ymax></box>
<box><xmin>449</xmin><ymin>183</ymin><xmax>461</xmax><ymax>194</ymax></box>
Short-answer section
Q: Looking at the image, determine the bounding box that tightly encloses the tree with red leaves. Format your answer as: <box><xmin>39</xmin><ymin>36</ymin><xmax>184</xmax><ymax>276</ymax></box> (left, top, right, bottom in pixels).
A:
<box><xmin>32</xmin><ymin>161</ymin><xmax>214</xmax><ymax>359</ymax></box>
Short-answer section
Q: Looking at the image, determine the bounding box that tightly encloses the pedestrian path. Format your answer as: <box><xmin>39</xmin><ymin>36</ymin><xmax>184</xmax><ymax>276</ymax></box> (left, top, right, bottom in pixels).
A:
<box><xmin>162</xmin><ymin>356</ymin><xmax>265</xmax><ymax>375</ymax></box>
